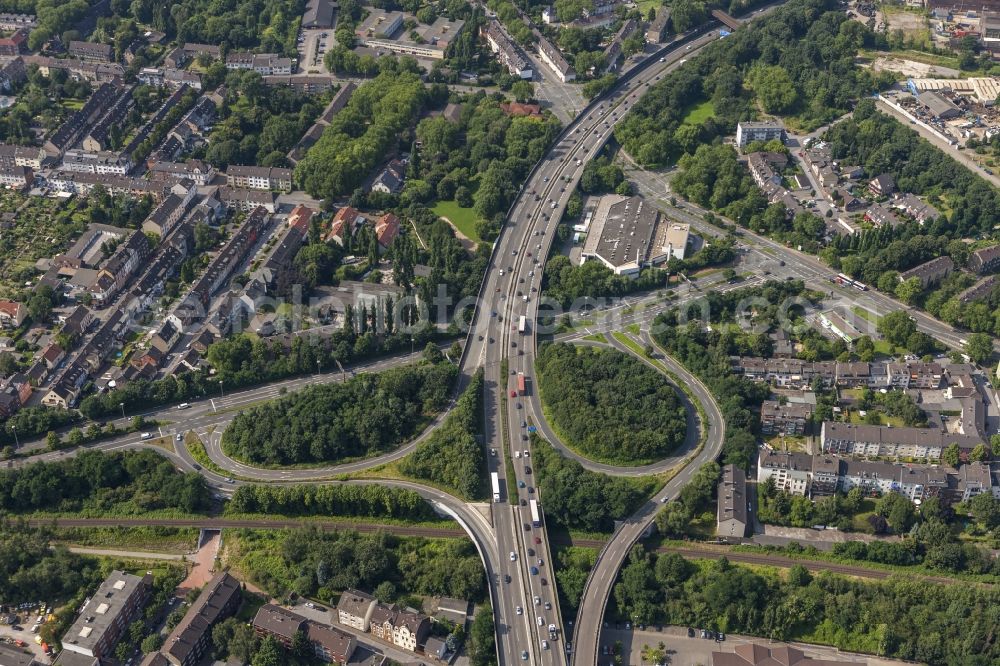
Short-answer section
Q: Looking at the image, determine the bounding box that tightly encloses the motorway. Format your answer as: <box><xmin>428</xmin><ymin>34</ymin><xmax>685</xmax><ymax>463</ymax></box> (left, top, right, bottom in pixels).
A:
<box><xmin>448</xmin><ymin>25</ymin><xmax>732</xmax><ymax>666</ymax></box>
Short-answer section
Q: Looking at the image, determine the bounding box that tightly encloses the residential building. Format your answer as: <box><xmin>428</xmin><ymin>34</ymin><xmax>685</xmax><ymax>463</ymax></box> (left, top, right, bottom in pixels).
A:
<box><xmin>189</xmin><ymin>206</ymin><xmax>271</xmax><ymax>307</ymax></box>
<box><xmin>69</xmin><ymin>41</ymin><xmax>113</xmax><ymax>62</ymax></box>
<box><xmin>62</xmin><ymin>150</ymin><xmax>132</xmax><ymax>175</ymax></box>
<box><xmin>717</xmin><ymin>464</ymin><xmax>748</xmax><ymax>538</ymax></box>
<box><xmin>253</xmin><ymin>604</ymin><xmax>305</xmax><ymax>648</ymax></box>
<box><xmin>864</xmin><ymin>202</ymin><xmax>902</xmax><ymax>228</ymax></box>
<box><xmin>0</xmin><ymin>29</ymin><xmax>27</xmax><ymax>56</ymax></box>
<box><xmin>758</xmin><ymin>449</ymin><xmax>813</xmax><ymax>496</ymax></box>
<box><xmin>146</xmin><ymin>572</ymin><xmax>241</xmax><ymax>666</ymax></box>
<box><xmin>142</xmin><ymin>192</ymin><xmax>193</xmax><ymax>237</ymax></box>
<box><xmin>22</xmin><ymin>55</ymin><xmax>124</xmax><ymax>83</ymax></box>
<box><xmin>537</xmin><ymin>36</ymin><xmax>575</xmax><ymax>82</ymax></box>
<box><xmin>731</xmin><ymin>357</ymin><xmax>836</xmax><ymax>388</ymax></box>
<box><xmin>44</xmin><ymin>82</ymin><xmax>124</xmax><ymax>156</ymax></box>
<box><xmin>0</xmin><ymin>300</ymin><xmax>25</xmax><ymax>328</ymax></box>
<box><xmin>735</xmin><ymin>121</ymin><xmax>785</xmax><ymax>148</ymax></box>
<box><xmin>181</xmin><ymin>43</ymin><xmax>221</xmax><ymax>60</ymax></box>
<box><xmin>337</xmin><ymin>589</ymin><xmax>377</xmax><ymax>631</ymax></box>
<box><xmin>891</xmin><ymin>193</ymin><xmax>941</xmax><ymax>225</ymax></box>
<box><xmin>371</xmin><ymin>159</ymin><xmax>406</xmax><ymax>194</ymax></box>
<box><xmin>957</xmin><ymin>275</ymin><xmax>998</xmax><ymax>303</ymax></box>
<box><xmin>327</xmin><ymin>206</ymin><xmax>364</xmax><ymax>245</ymax></box>
<box><xmin>898</xmin><ymin>255</ymin><xmax>954</xmax><ymax>288</ymax></box>
<box><xmin>40</xmin><ymin>342</ymin><xmax>65</xmax><ymax>370</ymax></box>
<box><xmin>646</xmin><ymin>7</ymin><xmax>671</xmax><ymax>42</ymax></box>
<box><xmin>712</xmin><ymin>644</ymin><xmax>855</xmax><ymax>666</ymax></box>
<box><xmin>59</xmin><ymin>571</ymin><xmax>150</xmax><ymax>660</ymax></box>
<box><xmin>868</xmin><ymin>173</ymin><xmax>896</xmax><ymax>196</ymax></box>
<box><xmin>0</xmin><ymin>164</ymin><xmax>31</xmax><ymax>189</ymax></box>
<box><xmin>375</xmin><ymin>213</ymin><xmax>400</xmax><ymax>250</ymax></box>
<box><xmin>821</xmin><ymin>421</ymin><xmax>983</xmax><ymax>462</ymax></box>
<box><xmin>226</xmin><ymin>165</ymin><xmax>293</xmax><ymax>191</ymax></box>
<box><xmin>0</xmin><ymin>143</ymin><xmax>44</xmax><ymax>169</ymax></box>
<box><xmin>305</xmin><ymin>622</ymin><xmax>356</xmax><ymax>664</ymax></box>
<box><xmin>0</xmin><ymin>13</ymin><xmax>36</xmax><ymax>32</ymax></box>
<box><xmin>759</xmin><ymin>400</ymin><xmax>813</xmax><ymax>436</ymax></box>
<box><xmin>225</xmin><ymin>52</ymin><xmax>293</xmax><ymax>75</ymax></box>
<box><xmin>355</xmin><ymin>10</ymin><xmax>404</xmax><ymax>40</ymax></box>
<box><xmin>217</xmin><ymin>186</ymin><xmax>276</xmax><ymax>212</ymax></box>
<box><xmin>150</xmin><ymin>160</ymin><xmax>215</xmax><ymax>186</ymax></box>
<box><xmin>968</xmin><ymin>244</ymin><xmax>1000</xmax><ymax>274</ymax></box>
<box><xmin>481</xmin><ymin>20</ymin><xmax>532</xmax><ymax>78</ymax></box>
<box><xmin>369</xmin><ymin>605</ymin><xmax>430</xmax><ymax>652</ymax></box>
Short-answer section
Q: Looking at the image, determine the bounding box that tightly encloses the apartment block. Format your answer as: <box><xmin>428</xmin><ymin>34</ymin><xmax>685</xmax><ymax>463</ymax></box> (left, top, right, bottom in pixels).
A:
<box><xmin>759</xmin><ymin>400</ymin><xmax>813</xmax><ymax>436</ymax></box>
<box><xmin>60</xmin><ymin>571</ymin><xmax>150</xmax><ymax>660</ymax></box>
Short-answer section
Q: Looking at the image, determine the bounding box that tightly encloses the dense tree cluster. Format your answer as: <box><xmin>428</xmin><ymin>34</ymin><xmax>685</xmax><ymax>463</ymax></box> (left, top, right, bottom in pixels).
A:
<box><xmin>535</xmin><ymin>343</ymin><xmax>688</xmax><ymax>464</ymax></box>
<box><xmin>124</xmin><ymin>0</ymin><xmax>303</xmax><ymax>53</ymax></box>
<box><xmin>0</xmin><ymin>450</ymin><xmax>210</xmax><ymax>514</ymax></box>
<box><xmin>297</xmin><ymin>70</ymin><xmax>428</xmax><ymax>198</ymax></box>
<box><xmin>400</xmin><ymin>370</ymin><xmax>485</xmax><ymax>500</ymax></box>
<box><xmin>0</xmin><ymin>405</ymin><xmax>77</xmax><ymax>446</ymax></box>
<box><xmin>615</xmin><ymin>0</ymin><xmax>890</xmax><ymax>164</ymax></box>
<box><xmin>410</xmin><ymin>92</ymin><xmax>560</xmax><ymax>240</ymax></box>
<box><xmin>542</xmin><ymin>256</ymin><xmax>666</xmax><ymax>309</ymax></box>
<box><xmin>613</xmin><ymin>552</ymin><xmax>1000</xmax><ymax>664</ymax></box>
<box><xmin>652</xmin><ymin>281</ymin><xmax>810</xmax><ymax>468</ymax></box>
<box><xmin>0</xmin><ymin>525</ymin><xmax>101</xmax><ymax>604</ymax></box>
<box><xmin>532</xmin><ymin>435</ymin><xmax>655</xmax><ymax>533</ymax></box>
<box><xmin>654</xmin><ymin>463</ymin><xmax>720</xmax><ymax>537</ymax></box>
<box><xmin>222</xmin><ymin>359</ymin><xmax>457</xmax><ymax>465</ymax></box>
<box><xmin>231</xmin><ymin>527</ymin><xmax>485</xmax><ymax>603</ymax></box>
<box><xmin>0</xmin><ymin>65</ymin><xmax>91</xmax><ymax>144</ymax></box>
<box><xmin>227</xmin><ymin>483</ymin><xmax>439</xmax><ymax>521</ymax></box>
<box><xmin>205</xmin><ymin>71</ymin><xmax>323</xmax><ymax>169</ymax></box>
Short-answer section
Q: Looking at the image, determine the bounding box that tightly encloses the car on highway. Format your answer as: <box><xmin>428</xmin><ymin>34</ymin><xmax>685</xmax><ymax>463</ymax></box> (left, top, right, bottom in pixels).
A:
<box><xmin>523</xmin><ymin>450</ymin><xmax>529</xmax><ymax>457</ymax></box>
<box><xmin>177</xmin><ymin>403</ymin><xmax>190</xmax><ymax>409</ymax></box>
<box><xmin>175</xmin><ymin>433</ymin><xmax>183</xmax><ymax>442</ymax></box>
<box><xmin>534</xmin><ymin>595</ymin><xmax>541</xmax><ymax>606</ymax></box>
<box><xmin>536</xmin><ymin>616</ymin><xmax>544</xmax><ymax>625</ymax></box>
<box><xmin>530</xmin><ymin>566</ymin><xmax>539</xmax><ymax>575</ymax></box>
<box><xmin>515</xmin><ymin>450</ymin><xmax>521</xmax><ymax>458</ymax></box>
<box><xmin>542</xmin><ymin>640</ymin><xmax>549</xmax><ymax>650</ymax></box>
<box><xmin>510</xmin><ymin>552</ymin><xmax>517</xmax><ymax>561</ymax></box>
<box><xmin>518</xmin><ymin>480</ymin><xmax>526</xmax><ymax>488</ymax></box>
<box><xmin>534</xmin><ymin>536</ymin><xmax>541</xmax><ymax>544</ymax></box>
<box><xmin>140</xmin><ymin>432</ymin><xmax>153</xmax><ymax>440</ymax></box>
<box><xmin>521</xmin><ymin>651</ymin><xmax>529</xmax><ymax>661</ymax></box>
<box><xmin>516</xmin><ymin>606</ymin><xmax>523</xmax><ymax>615</ymax></box>
<box><xmin>544</xmin><ymin>601</ymin><xmax>551</xmax><ymax>610</ymax></box>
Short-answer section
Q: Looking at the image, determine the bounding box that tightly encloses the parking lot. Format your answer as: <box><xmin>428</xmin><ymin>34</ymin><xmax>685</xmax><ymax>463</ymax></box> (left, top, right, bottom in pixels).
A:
<box><xmin>0</xmin><ymin>603</ymin><xmax>54</xmax><ymax>664</ymax></box>
<box><xmin>299</xmin><ymin>28</ymin><xmax>332</xmax><ymax>73</ymax></box>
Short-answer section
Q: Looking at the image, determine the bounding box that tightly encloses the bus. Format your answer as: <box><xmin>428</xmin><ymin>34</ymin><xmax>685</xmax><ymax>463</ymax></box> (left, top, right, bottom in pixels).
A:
<box><xmin>518</xmin><ymin>315</ymin><xmax>527</xmax><ymax>334</ymax></box>
<box><xmin>529</xmin><ymin>499</ymin><xmax>541</xmax><ymax>527</ymax></box>
<box><xmin>517</xmin><ymin>372</ymin><xmax>526</xmax><ymax>395</ymax></box>
<box><xmin>491</xmin><ymin>472</ymin><xmax>501</xmax><ymax>503</ymax></box>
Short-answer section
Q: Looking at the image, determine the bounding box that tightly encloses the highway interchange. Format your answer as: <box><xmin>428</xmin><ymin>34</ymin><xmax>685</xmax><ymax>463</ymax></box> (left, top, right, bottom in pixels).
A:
<box><xmin>9</xmin><ymin>7</ymin><xmax>989</xmax><ymax>666</ymax></box>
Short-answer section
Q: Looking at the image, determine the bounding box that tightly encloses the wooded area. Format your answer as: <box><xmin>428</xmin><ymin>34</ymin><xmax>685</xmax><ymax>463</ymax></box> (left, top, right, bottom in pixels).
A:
<box><xmin>613</xmin><ymin>552</ymin><xmax>1000</xmax><ymax>665</ymax></box>
<box><xmin>229</xmin><ymin>528</ymin><xmax>485</xmax><ymax>605</ymax></box>
<box><xmin>535</xmin><ymin>343</ymin><xmax>688</xmax><ymax>465</ymax></box>
<box><xmin>0</xmin><ymin>525</ymin><xmax>101</xmax><ymax>604</ymax></box>
<box><xmin>0</xmin><ymin>449</ymin><xmax>210</xmax><ymax>515</ymax></box>
<box><xmin>222</xmin><ymin>359</ymin><xmax>457</xmax><ymax>465</ymax></box>
<box><xmin>399</xmin><ymin>369</ymin><xmax>485</xmax><ymax>500</ymax></box>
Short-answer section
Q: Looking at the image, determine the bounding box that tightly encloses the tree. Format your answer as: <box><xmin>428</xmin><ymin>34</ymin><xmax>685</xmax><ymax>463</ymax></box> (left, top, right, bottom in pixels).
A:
<box><xmin>511</xmin><ymin>80</ymin><xmax>534</xmax><ymax>103</ymax></box>
<box><xmin>967</xmin><ymin>492</ymin><xmax>1000</xmax><ymax>529</ymax></box>
<box><xmin>964</xmin><ymin>333</ymin><xmax>992</xmax><ymax>365</ymax></box>
<box><xmin>894</xmin><ymin>277</ymin><xmax>923</xmax><ymax>305</ymax></box>
<box><xmin>876</xmin><ymin>492</ymin><xmax>915</xmax><ymax>533</ymax></box>
<box><xmin>747</xmin><ymin>64</ymin><xmax>798</xmax><ymax>115</ymax></box>
<box><xmin>251</xmin><ymin>636</ymin><xmax>283</xmax><ymax>666</ymax></box>
<box><xmin>991</xmin><ymin>433</ymin><xmax>1000</xmax><ymax>458</ymax></box>
<box><xmin>877</xmin><ymin>311</ymin><xmax>917</xmax><ymax>347</ymax></box>
<box><xmin>970</xmin><ymin>443</ymin><xmax>989</xmax><ymax>463</ymax></box>
<box><xmin>942</xmin><ymin>442</ymin><xmax>961</xmax><ymax>468</ymax></box>
<box><xmin>141</xmin><ymin>634</ymin><xmax>163</xmax><ymax>654</ymax></box>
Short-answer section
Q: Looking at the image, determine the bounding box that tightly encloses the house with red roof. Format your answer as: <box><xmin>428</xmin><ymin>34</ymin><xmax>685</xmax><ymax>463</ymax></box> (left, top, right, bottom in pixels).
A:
<box><xmin>375</xmin><ymin>213</ymin><xmax>400</xmax><ymax>250</ymax></box>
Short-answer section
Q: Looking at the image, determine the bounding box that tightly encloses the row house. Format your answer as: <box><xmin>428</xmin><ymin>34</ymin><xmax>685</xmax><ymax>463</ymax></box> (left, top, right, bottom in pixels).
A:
<box><xmin>891</xmin><ymin>193</ymin><xmax>941</xmax><ymax>225</ymax></box>
<box><xmin>0</xmin><ymin>143</ymin><xmax>45</xmax><ymax>169</ymax></box>
<box><xmin>0</xmin><ymin>55</ymin><xmax>27</xmax><ymax>91</ymax></box>
<box><xmin>968</xmin><ymin>244</ymin><xmax>1000</xmax><ymax>274</ymax></box>
<box><xmin>142</xmin><ymin>183</ymin><xmax>197</xmax><ymax>237</ymax></box>
<box><xmin>0</xmin><ymin>373</ymin><xmax>31</xmax><ymax>418</ymax></box>
<box><xmin>369</xmin><ymin>604</ymin><xmax>430</xmax><ymax>652</ymax></box>
<box><xmin>252</xmin><ymin>605</ymin><xmax>355</xmax><ymax>664</ymax></box>
<box><xmin>82</xmin><ymin>84</ymin><xmax>135</xmax><ymax>151</ymax></box>
<box><xmin>537</xmin><ymin>35</ymin><xmax>575</xmax><ymax>82</ymax></box>
<box><xmin>22</xmin><ymin>55</ymin><xmax>124</xmax><ymax>83</ymax></box>
<box><xmin>759</xmin><ymin>400</ymin><xmax>813</xmax><ymax>436</ymax></box>
<box><xmin>0</xmin><ymin>164</ymin><xmax>32</xmax><ymax>189</ymax></box>
<box><xmin>898</xmin><ymin>255</ymin><xmax>954</xmax><ymax>289</ymax></box>
<box><xmin>481</xmin><ymin>20</ymin><xmax>532</xmax><ymax>79</ymax></box>
<box><xmin>44</xmin><ymin>82</ymin><xmax>124</xmax><ymax>156</ymax></box>
<box><xmin>189</xmin><ymin>206</ymin><xmax>272</xmax><ymax>307</ymax></box>
<box><xmin>731</xmin><ymin>357</ymin><xmax>835</xmax><ymax>388</ymax></box>
<box><xmin>61</xmin><ymin>149</ymin><xmax>132</xmax><ymax>175</ymax></box>
<box><xmin>41</xmin><ymin>362</ymin><xmax>88</xmax><ymax>408</ymax></box>
<box><xmin>0</xmin><ymin>28</ymin><xmax>27</xmax><ymax>56</ymax></box>
<box><xmin>863</xmin><ymin>202</ymin><xmax>902</xmax><ymax>228</ymax></box>
<box><xmin>0</xmin><ymin>13</ymin><xmax>36</xmax><ymax>31</ymax></box>
<box><xmin>956</xmin><ymin>275</ymin><xmax>997</xmax><ymax>304</ymax></box>
<box><xmin>288</xmin><ymin>82</ymin><xmax>357</xmax><ymax>164</ymax></box>
<box><xmin>123</xmin><ymin>85</ymin><xmax>191</xmax><ymax>159</ymax></box>
<box><xmin>216</xmin><ymin>186</ymin><xmax>276</xmax><ymax>213</ymax></box>
<box><xmin>141</xmin><ymin>572</ymin><xmax>241</xmax><ymax>666</ymax></box>
<box><xmin>149</xmin><ymin>159</ymin><xmax>215</xmax><ymax>186</ymax></box>
<box><xmin>47</xmin><ymin>170</ymin><xmax>166</xmax><ymax>199</ymax></box>
<box><xmin>225</xmin><ymin>52</ymin><xmax>293</xmax><ymax>75</ymax></box>
<box><xmin>820</xmin><ymin>421</ymin><xmax>983</xmax><ymax>462</ymax></box>
<box><xmin>68</xmin><ymin>40</ymin><xmax>113</xmax><ymax>62</ymax></box>
<box><xmin>226</xmin><ymin>165</ymin><xmax>293</xmax><ymax>191</ymax></box>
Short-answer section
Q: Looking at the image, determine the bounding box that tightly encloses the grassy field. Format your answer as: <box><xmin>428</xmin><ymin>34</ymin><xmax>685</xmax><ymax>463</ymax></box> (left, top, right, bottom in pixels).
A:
<box><xmin>681</xmin><ymin>100</ymin><xmax>715</xmax><ymax>126</ymax></box>
<box><xmin>432</xmin><ymin>199</ymin><xmax>482</xmax><ymax>244</ymax></box>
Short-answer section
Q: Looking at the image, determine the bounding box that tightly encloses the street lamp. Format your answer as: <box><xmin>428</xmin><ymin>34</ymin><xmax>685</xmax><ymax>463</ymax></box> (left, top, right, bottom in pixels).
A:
<box><xmin>11</xmin><ymin>425</ymin><xmax>17</xmax><ymax>448</ymax></box>
<box><xmin>119</xmin><ymin>402</ymin><xmax>125</xmax><ymax>425</ymax></box>
<box><xmin>316</xmin><ymin>358</ymin><xmax>321</xmax><ymax>376</ymax></box>
<box><xmin>219</xmin><ymin>380</ymin><xmax>224</xmax><ymax>399</ymax></box>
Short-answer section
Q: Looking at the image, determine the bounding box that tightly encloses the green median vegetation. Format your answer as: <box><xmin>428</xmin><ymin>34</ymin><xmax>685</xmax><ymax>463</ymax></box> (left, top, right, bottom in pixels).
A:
<box><xmin>399</xmin><ymin>369</ymin><xmax>486</xmax><ymax>500</ymax></box>
<box><xmin>225</xmin><ymin>484</ymin><xmax>444</xmax><ymax>525</ymax></box>
<box><xmin>222</xmin><ymin>357</ymin><xmax>457</xmax><ymax>467</ymax></box>
<box><xmin>535</xmin><ymin>342</ymin><xmax>687</xmax><ymax>465</ymax></box>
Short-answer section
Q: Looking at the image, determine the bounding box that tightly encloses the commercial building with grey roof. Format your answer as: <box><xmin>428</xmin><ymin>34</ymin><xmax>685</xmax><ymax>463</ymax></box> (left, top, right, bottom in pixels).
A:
<box><xmin>581</xmin><ymin>195</ymin><xmax>666</xmax><ymax>276</ymax></box>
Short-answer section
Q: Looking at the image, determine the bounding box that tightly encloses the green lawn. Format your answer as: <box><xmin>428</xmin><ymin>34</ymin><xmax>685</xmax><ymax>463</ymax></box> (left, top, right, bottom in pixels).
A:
<box><xmin>851</xmin><ymin>306</ymin><xmax>879</xmax><ymax>324</ymax></box>
<box><xmin>681</xmin><ymin>99</ymin><xmax>715</xmax><ymax>126</ymax></box>
<box><xmin>432</xmin><ymin>200</ymin><xmax>482</xmax><ymax>243</ymax></box>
